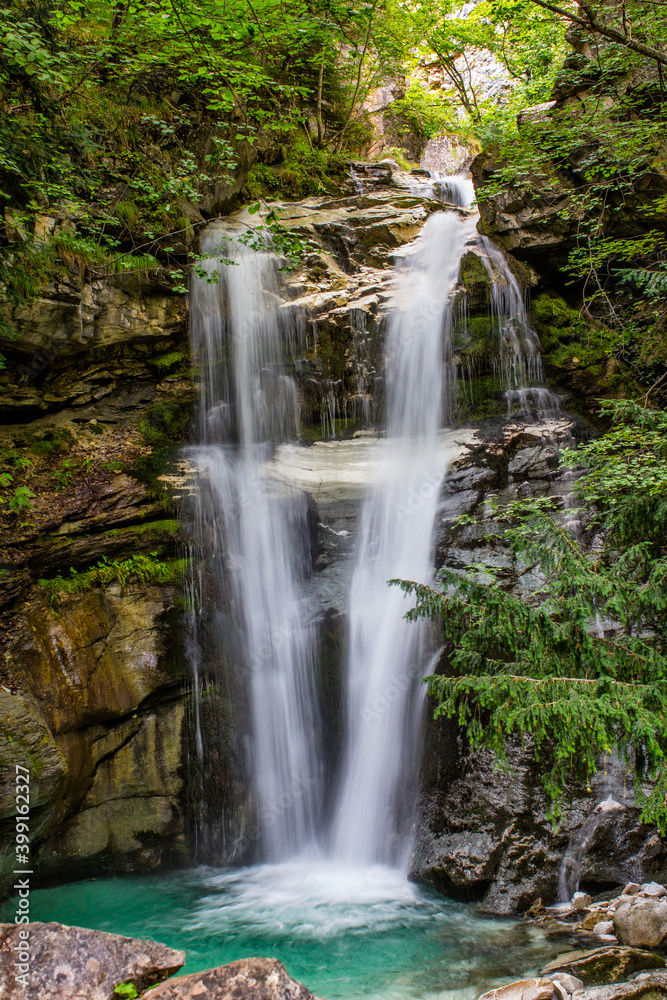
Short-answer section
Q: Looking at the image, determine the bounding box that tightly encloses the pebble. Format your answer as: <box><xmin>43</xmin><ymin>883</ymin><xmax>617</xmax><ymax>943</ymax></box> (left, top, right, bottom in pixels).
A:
<box><xmin>549</xmin><ymin>974</ymin><xmax>584</xmax><ymax>993</ymax></box>
<box><xmin>552</xmin><ymin>982</ymin><xmax>569</xmax><ymax>1000</ymax></box>
<box><xmin>593</xmin><ymin>921</ymin><xmax>614</xmax><ymax>935</ymax></box>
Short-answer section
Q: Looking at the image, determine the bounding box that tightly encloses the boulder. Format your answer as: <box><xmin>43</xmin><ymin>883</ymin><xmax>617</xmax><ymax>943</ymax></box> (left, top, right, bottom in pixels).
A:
<box><xmin>477</xmin><ymin>978</ymin><xmax>555</xmax><ymax>1000</ymax></box>
<box><xmin>148</xmin><ymin>957</ymin><xmax>318</xmax><ymax>1000</ymax></box>
<box><xmin>0</xmin><ymin>921</ymin><xmax>184</xmax><ymax>999</ymax></box>
<box><xmin>614</xmin><ymin>899</ymin><xmax>667</xmax><ymax>948</ymax></box>
<box><xmin>542</xmin><ymin>946</ymin><xmax>665</xmax><ymax>985</ymax></box>
<box><xmin>575</xmin><ymin>972</ymin><xmax>667</xmax><ymax>1000</ymax></box>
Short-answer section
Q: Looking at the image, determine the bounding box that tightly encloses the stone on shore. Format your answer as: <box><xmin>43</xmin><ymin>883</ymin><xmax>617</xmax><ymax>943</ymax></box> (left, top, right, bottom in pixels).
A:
<box><xmin>0</xmin><ymin>921</ymin><xmax>184</xmax><ymax>999</ymax></box>
<box><xmin>542</xmin><ymin>946</ymin><xmax>665</xmax><ymax>986</ymax></box>
<box><xmin>614</xmin><ymin>899</ymin><xmax>667</xmax><ymax>948</ymax></box>
<box><xmin>477</xmin><ymin>978</ymin><xmax>556</xmax><ymax>1000</ymax></box>
<box><xmin>147</xmin><ymin>957</ymin><xmax>318</xmax><ymax>1000</ymax></box>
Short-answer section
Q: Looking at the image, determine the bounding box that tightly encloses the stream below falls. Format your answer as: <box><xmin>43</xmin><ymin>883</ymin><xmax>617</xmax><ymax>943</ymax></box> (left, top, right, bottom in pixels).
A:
<box><xmin>6</xmin><ymin>863</ymin><xmax>575</xmax><ymax>1000</ymax></box>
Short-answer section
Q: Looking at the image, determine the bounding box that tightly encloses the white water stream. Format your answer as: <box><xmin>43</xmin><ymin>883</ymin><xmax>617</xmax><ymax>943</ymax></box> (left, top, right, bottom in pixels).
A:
<box><xmin>189</xmin><ymin>229</ymin><xmax>323</xmax><ymax>860</ymax></box>
<box><xmin>331</xmin><ymin>204</ymin><xmax>478</xmax><ymax>864</ymax></box>
<box><xmin>188</xmin><ymin>175</ymin><xmax>553</xmax><ymax>874</ymax></box>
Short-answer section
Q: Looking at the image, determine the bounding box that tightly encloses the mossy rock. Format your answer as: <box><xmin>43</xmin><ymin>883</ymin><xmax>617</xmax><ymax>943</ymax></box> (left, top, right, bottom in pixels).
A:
<box><xmin>454</xmin><ymin>315</ymin><xmax>498</xmax><ymax>363</ymax></box>
<box><xmin>531</xmin><ymin>292</ymin><xmax>580</xmax><ymax>351</ymax></box>
<box><xmin>139</xmin><ymin>400</ymin><xmax>192</xmax><ymax>448</ymax></box>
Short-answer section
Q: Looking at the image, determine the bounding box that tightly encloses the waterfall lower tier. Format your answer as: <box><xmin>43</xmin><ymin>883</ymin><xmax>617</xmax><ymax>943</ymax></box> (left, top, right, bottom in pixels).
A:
<box><xmin>330</xmin><ymin>210</ymin><xmax>479</xmax><ymax>865</ymax></box>
<box><xmin>187</xmin><ymin>180</ymin><xmax>556</xmax><ymax>869</ymax></box>
<box><xmin>189</xmin><ymin>228</ymin><xmax>324</xmax><ymax>861</ymax></box>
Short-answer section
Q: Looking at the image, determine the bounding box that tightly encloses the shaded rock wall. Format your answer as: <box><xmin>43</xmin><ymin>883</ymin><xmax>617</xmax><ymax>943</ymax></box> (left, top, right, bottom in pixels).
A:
<box><xmin>0</xmin><ymin>265</ymin><xmax>192</xmax><ymax>895</ymax></box>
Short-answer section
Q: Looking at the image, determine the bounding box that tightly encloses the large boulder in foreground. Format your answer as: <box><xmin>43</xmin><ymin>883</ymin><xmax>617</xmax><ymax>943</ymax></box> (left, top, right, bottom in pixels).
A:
<box><xmin>542</xmin><ymin>946</ymin><xmax>665</xmax><ymax>986</ymax></box>
<box><xmin>477</xmin><ymin>977</ymin><xmax>556</xmax><ymax>1000</ymax></box>
<box><xmin>148</xmin><ymin>957</ymin><xmax>318</xmax><ymax>1000</ymax></box>
<box><xmin>0</xmin><ymin>921</ymin><xmax>184</xmax><ymax>999</ymax></box>
<box><xmin>614</xmin><ymin>898</ymin><xmax>667</xmax><ymax>948</ymax></box>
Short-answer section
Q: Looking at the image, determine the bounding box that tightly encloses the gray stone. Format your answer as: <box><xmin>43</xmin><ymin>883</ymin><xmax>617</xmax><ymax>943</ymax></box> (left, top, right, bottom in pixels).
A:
<box><xmin>573</xmin><ymin>892</ymin><xmax>592</xmax><ymax>909</ymax></box>
<box><xmin>624</xmin><ymin>883</ymin><xmax>642</xmax><ymax>896</ymax></box>
<box><xmin>542</xmin><ymin>946</ymin><xmax>665</xmax><ymax>986</ymax></box>
<box><xmin>0</xmin><ymin>921</ymin><xmax>184</xmax><ymax>999</ymax></box>
<box><xmin>593</xmin><ymin>921</ymin><xmax>614</xmax><ymax>936</ymax></box>
<box><xmin>573</xmin><ymin>972</ymin><xmax>667</xmax><ymax>1000</ymax></box>
<box><xmin>549</xmin><ymin>974</ymin><xmax>585</xmax><ymax>993</ymax></box>
<box><xmin>478</xmin><ymin>979</ymin><xmax>555</xmax><ymax>1000</ymax></box>
<box><xmin>148</xmin><ymin>957</ymin><xmax>318</xmax><ymax>1000</ymax></box>
<box><xmin>614</xmin><ymin>899</ymin><xmax>667</xmax><ymax>947</ymax></box>
<box><xmin>641</xmin><ymin>883</ymin><xmax>667</xmax><ymax>899</ymax></box>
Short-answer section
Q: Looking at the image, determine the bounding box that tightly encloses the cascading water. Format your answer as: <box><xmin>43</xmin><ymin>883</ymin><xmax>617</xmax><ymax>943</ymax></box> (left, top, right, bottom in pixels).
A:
<box><xmin>331</xmin><ymin>192</ymin><xmax>479</xmax><ymax>865</ymax></box>
<box><xmin>188</xmin><ymin>222</ymin><xmax>323</xmax><ymax>861</ymax></box>
<box><xmin>21</xmin><ymin>177</ymin><xmax>584</xmax><ymax>1000</ymax></box>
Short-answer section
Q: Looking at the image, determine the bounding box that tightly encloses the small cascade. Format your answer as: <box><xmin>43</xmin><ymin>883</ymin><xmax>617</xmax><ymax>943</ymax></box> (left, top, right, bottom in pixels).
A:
<box><xmin>330</xmin><ymin>207</ymin><xmax>479</xmax><ymax>865</ymax></box>
<box><xmin>410</xmin><ymin>170</ymin><xmax>476</xmax><ymax>208</ymax></box>
<box><xmin>477</xmin><ymin>236</ymin><xmax>544</xmax><ymax>395</ymax></box>
<box><xmin>187</xmin><ymin>223</ymin><xmax>323</xmax><ymax>862</ymax></box>
<box><xmin>557</xmin><ymin>794</ymin><xmax>623</xmax><ymax>901</ymax></box>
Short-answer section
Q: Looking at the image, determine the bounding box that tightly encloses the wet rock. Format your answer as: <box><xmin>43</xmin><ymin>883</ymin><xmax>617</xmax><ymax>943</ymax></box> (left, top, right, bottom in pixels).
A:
<box><xmin>576</xmin><ymin>972</ymin><xmax>667</xmax><ymax>1000</ymax></box>
<box><xmin>477</xmin><ymin>978</ymin><xmax>556</xmax><ymax>1000</ymax></box>
<box><xmin>542</xmin><ymin>946</ymin><xmax>665</xmax><ymax>985</ymax></box>
<box><xmin>148</xmin><ymin>957</ymin><xmax>318</xmax><ymax>1000</ymax></box>
<box><xmin>549</xmin><ymin>973</ymin><xmax>584</xmax><ymax>993</ymax></box>
<box><xmin>614</xmin><ymin>899</ymin><xmax>667</xmax><ymax>948</ymax></box>
<box><xmin>593</xmin><ymin>922</ymin><xmax>614</xmax><ymax>936</ymax></box>
<box><xmin>573</xmin><ymin>893</ymin><xmax>592</xmax><ymax>910</ymax></box>
<box><xmin>624</xmin><ymin>884</ymin><xmax>642</xmax><ymax>896</ymax></box>
<box><xmin>641</xmin><ymin>883</ymin><xmax>667</xmax><ymax>899</ymax></box>
<box><xmin>0</xmin><ymin>921</ymin><xmax>184</xmax><ymax>999</ymax></box>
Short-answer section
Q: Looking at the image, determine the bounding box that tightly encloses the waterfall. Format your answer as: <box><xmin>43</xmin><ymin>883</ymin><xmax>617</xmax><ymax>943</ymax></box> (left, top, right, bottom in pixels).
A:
<box><xmin>186</xmin><ymin>174</ymin><xmax>554</xmax><ymax>872</ymax></box>
<box><xmin>188</xmin><ymin>223</ymin><xmax>323</xmax><ymax>861</ymax></box>
<box><xmin>330</xmin><ymin>206</ymin><xmax>479</xmax><ymax>865</ymax></box>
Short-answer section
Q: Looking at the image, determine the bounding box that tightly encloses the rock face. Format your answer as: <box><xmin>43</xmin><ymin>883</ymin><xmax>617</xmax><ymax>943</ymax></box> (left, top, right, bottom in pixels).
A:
<box><xmin>0</xmin><ymin>921</ymin><xmax>184</xmax><ymax>999</ymax></box>
<box><xmin>409</xmin><ymin>424</ymin><xmax>667</xmax><ymax>912</ymax></box>
<box><xmin>0</xmin><ymin>259</ymin><xmax>192</xmax><ymax>892</ymax></box>
<box><xmin>148</xmin><ymin>957</ymin><xmax>317</xmax><ymax>1000</ymax></box>
<box><xmin>541</xmin><ymin>947</ymin><xmax>665</xmax><ymax>985</ymax></box>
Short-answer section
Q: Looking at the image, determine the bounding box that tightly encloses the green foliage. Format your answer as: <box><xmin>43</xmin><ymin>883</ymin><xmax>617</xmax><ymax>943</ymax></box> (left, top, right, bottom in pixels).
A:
<box><xmin>8</xmin><ymin>485</ymin><xmax>35</xmax><ymax>513</ymax></box>
<box><xmin>394</xmin><ymin>401</ymin><xmax>667</xmax><ymax>828</ymax></box>
<box><xmin>40</xmin><ymin>553</ymin><xmax>184</xmax><ymax>597</ymax></box>
<box><xmin>139</xmin><ymin>401</ymin><xmax>191</xmax><ymax>448</ymax></box>
<box><xmin>113</xmin><ymin>984</ymin><xmax>139</xmax><ymax>999</ymax></box>
<box><xmin>151</xmin><ymin>351</ymin><xmax>186</xmax><ymax>372</ymax></box>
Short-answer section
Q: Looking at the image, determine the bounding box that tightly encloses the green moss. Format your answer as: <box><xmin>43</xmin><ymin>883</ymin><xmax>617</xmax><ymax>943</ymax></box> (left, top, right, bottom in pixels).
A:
<box><xmin>114</xmin><ymin>201</ymin><xmax>139</xmax><ymax>227</ymax></box>
<box><xmin>459</xmin><ymin>253</ymin><xmax>489</xmax><ymax>290</ymax></box>
<box><xmin>39</xmin><ymin>554</ymin><xmax>187</xmax><ymax>597</ymax></box>
<box><xmin>151</xmin><ymin>351</ymin><xmax>186</xmax><ymax>372</ymax></box>
<box><xmin>139</xmin><ymin>400</ymin><xmax>191</xmax><ymax>448</ymax></box>
<box><xmin>107</xmin><ymin>519</ymin><xmax>180</xmax><ymax>538</ymax></box>
<box><xmin>28</xmin><ymin>428</ymin><xmax>74</xmax><ymax>457</ymax></box>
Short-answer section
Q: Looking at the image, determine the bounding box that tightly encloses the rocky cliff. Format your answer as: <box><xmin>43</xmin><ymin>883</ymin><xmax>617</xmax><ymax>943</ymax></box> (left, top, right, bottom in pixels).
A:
<box><xmin>0</xmin><ymin>155</ymin><xmax>663</xmax><ymax>909</ymax></box>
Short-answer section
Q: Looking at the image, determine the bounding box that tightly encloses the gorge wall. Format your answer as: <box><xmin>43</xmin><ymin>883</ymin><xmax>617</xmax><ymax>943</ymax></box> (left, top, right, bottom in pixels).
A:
<box><xmin>0</xmin><ymin>95</ymin><xmax>665</xmax><ymax>906</ymax></box>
